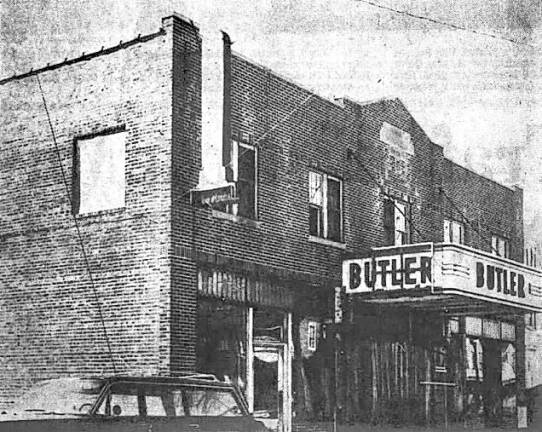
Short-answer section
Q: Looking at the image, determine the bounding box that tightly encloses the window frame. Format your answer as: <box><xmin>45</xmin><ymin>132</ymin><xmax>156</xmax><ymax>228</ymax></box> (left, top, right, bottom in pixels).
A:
<box><xmin>308</xmin><ymin>170</ymin><xmax>343</xmax><ymax>243</ymax></box>
<box><xmin>384</xmin><ymin>198</ymin><xmax>411</xmax><ymax>246</ymax></box>
<box><xmin>393</xmin><ymin>200</ymin><xmax>408</xmax><ymax>246</ymax></box>
<box><xmin>491</xmin><ymin>234</ymin><xmax>510</xmax><ymax>259</ymax></box>
<box><xmin>223</xmin><ymin>140</ymin><xmax>257</xmax><ymax>220</ymax></box>
<box><xmin>73</xmin><ymin>128</ymin><xmax>127</xmax><ymax>215</ymax></box>
<box><xmin>443</xmin><ymin>219</ymin><xmax>465</xmax><ymax>244</ymax></box>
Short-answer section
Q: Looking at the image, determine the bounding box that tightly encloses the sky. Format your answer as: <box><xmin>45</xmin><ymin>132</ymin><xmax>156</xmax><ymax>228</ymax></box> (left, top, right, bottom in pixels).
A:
<box><xmin>1</xmin><ymin>0</ymin><xmax>541</xmax><ymax>247</ymax></box>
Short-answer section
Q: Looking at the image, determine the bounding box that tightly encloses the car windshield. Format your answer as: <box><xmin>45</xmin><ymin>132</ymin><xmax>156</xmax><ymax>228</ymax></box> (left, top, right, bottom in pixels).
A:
<box><xmin>96</xmin><ymin>382</ymin><xmax>243</xmax><ymax>417</ymax></box>
<box><xmin>10</xmin><ymin>378</ymin><xmax>103</xmax><ymax>418</ymax></box>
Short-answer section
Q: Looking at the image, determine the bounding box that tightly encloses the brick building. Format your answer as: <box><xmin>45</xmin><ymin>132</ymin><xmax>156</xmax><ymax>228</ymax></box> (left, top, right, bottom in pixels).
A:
<box><xmin>1</xmin><ymin>12</ymin><xmax>541</xmax><ymax>429</ymax></box>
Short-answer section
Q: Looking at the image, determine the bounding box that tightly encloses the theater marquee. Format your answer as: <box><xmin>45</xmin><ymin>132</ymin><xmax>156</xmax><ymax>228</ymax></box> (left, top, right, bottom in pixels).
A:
<box><xmin>343</xmin><ymin>243</ymin><xmax>542</xmax><ymax>312</ymax></box>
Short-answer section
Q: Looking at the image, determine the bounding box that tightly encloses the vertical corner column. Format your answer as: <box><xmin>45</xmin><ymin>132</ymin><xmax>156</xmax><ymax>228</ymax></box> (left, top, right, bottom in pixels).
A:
<box><xmin>246</xmin><ymin>307</ymin><xmax>254</xmax><ymax>412</ymax></box>
<box><xmin>515</xmin><ymin>314</ymin><xmax>527</xmax><ymax>412</ymax></box>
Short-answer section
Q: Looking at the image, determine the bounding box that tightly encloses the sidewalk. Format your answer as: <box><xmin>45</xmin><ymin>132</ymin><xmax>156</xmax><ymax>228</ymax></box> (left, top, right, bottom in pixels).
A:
<box><xmin>296</xmin><ymin>421</ymin><xmax>537</xmax><ymax>432</ymax></box>
<box><xmin>294</xmin><ymin>385</ymin><xmax>542</xmax><ymax>432</ymax></box>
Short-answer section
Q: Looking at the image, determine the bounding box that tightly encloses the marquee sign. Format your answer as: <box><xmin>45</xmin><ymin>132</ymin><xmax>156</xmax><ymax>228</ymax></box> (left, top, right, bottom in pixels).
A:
<box><xmin>433</xmin><ymin>244</ymin><xmax>542</xmax><ymax>312</ymax></box>
<box><xmin>343</xmin><ymin>243</ymin><xmax>542</xmax><ymax>312</ymax></box>
<box><xmin>343</xmin><ymin>243</ymin><xmax>433</xmax><ymax>293</ymax></box>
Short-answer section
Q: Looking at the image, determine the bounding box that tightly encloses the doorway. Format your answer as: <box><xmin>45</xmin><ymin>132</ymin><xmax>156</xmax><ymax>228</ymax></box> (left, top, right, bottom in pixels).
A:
<box><xmin>249</xmin><ymin>308</ymin><xmax>292</xmax><ymax>432</ymax></box>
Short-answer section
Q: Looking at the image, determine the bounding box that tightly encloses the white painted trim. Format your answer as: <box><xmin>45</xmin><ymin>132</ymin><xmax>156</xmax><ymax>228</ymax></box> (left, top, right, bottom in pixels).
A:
<box><xmin>285</xmin><ymin>312</ymin><xmax>293</xmax><ymax>432</ymax></box>
<box><xmin>211</xmin><ymin>209</ymin><xmax>262</xmax><ymax>227</ymax></box>
<box><xmin>246</xmin><ymin>307</ymin><xmax>254</xmax><ymax>413</ymax></box>
<box><xmin>308</xmin><ymin>235</ymin><xmax>346</xmax><ymax>249</ymax></box>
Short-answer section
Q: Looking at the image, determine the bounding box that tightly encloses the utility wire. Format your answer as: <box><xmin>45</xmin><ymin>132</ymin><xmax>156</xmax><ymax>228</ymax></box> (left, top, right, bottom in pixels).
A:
<box><xmin>253</xmin><ymin>93</ymin><xmax>315</xmax><ymax>147</ymax></box>
<box><xmin>224</xmin><ymin>93</ymin><xmax>316</xmax><ymax>170</ymax></box>
<box><xmin>354</xmin><ymin>0</ymin><xmax>533</xmax><ymax>47</ymax></box>
<box><xmin>36</xmin><ymin>75</ymin><xmax>118</xmax><ymax>374</ymax></box>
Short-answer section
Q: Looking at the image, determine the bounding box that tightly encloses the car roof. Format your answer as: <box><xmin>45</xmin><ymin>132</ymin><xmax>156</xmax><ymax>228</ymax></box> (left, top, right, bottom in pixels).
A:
<box><xmin>96</xmin><ymin>374</ymin><xmax>233</xmax><ymax>388</ymax></box>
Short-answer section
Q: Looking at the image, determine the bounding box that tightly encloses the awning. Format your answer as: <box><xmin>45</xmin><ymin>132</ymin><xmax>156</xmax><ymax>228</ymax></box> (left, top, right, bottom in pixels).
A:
<box><xmin>343</xmin><ymin>243</ymin><xmax>542</xmax><ymax>313</ymax></box>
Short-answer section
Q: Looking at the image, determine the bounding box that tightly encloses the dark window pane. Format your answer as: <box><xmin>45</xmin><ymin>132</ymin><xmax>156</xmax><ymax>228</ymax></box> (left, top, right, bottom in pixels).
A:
<box><xmin>238</xmin><ymin>180</ymin><xmax>255</xmax><ymax>219</ymax></box>
<box><xmin>309</xmin><ymin>205</ymin><xmax>322</xmax><ymax>237</ymax></box>
<box><xmin>237</xmin><ymin>147</ymin><xmax>256</xmax><ymax>218</ymax></box>
<box><xmin>327</xmin><ymin>178</ymin><xmax>341</xmax><ymax>241</ymax></box>
<box><xmin>383</xmin><ymin>199</ymin><xmax>395</xmax><ymax>246</ymax></box>
<box><xmin>238</xmin><ymin>148</ymin><xmax>255</xmax><ymax>182</ymax></box>
<box><xmin>404</xmin><ymin>204</ymin><xmax>411</xmax><ymax>244</ymax></box>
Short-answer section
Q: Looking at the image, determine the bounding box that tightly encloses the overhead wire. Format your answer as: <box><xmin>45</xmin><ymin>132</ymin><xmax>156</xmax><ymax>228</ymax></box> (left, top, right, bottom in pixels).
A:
<box><xmin>354</xmin><ymin>0</ymin><xmax>534</xmax><ymax>48</ymax></box>
<box><xmin>224</xmin><ymin>92</ymin><xmax>316</xmax><ymax>170</ymax></box>
<box><xmin>36</xmin><ymin>75</ymin><xmax>118</xmax><ymax>374</ymax></box>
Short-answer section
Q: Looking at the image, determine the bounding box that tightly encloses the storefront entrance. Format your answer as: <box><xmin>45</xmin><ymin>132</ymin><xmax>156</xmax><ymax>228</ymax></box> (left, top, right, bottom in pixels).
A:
<box><xmin>249</xmin><ymin>308</ymin><xmax>292</xmax><ymax>432</ymax></box>
<box><xmin>252</xmin><ymin>342</ymin><xmax>289</xmax><ymax>431</ymax></box>
<box><xmin>196</xmin><ymin>280</ymin><xmax>293</xmax><ymax>432</ymax></box>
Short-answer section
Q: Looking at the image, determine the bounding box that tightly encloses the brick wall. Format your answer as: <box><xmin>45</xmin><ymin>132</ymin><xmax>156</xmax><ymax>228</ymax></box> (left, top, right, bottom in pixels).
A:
<box><xmin>442</xmin><ymin>159</ymin><xmax>523</xmax><ymax>261</ymax></box>
<box><xmin>0</xmin><ymin>28</ymin><xmax>174</xmax><ymax>403</ymax></box>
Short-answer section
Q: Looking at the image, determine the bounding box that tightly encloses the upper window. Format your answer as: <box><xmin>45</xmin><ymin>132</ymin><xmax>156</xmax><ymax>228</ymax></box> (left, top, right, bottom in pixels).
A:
<box><xmin>383</xmin><ymin>198</ymin><xmax>410</xmax><ymax>246</ymax></box>
<box><xmin>444</xmin><ymin>219</ymin><xmax>464</xmax><ymax>244</ymax></box>
<box><xmin>75</xmin><ymin>131</ymin><xmax>126</xmax><ymax>214</ymax></box>
<box><xmin>221</xmin><ymin>140</ymin><xmax>257</xmax><ymax>219</ymax></box>
<box><xmin>309</xmin><ymin>171</ymin><xmax>342</xmax><ymax>242</ymax></box>
<box><xmin>491</xmin><ymin>234</ymin><xmax>510</xmax><ymax>259</ymax></box>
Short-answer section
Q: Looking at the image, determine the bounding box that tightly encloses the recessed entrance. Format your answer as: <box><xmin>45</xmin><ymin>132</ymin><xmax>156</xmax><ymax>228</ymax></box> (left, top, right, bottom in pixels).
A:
<box><xmin>250</xmin><ymin>308</ymin><xmax>292</xmax><ymax>432</ymax></box>
<box><xmin>196</xmin><ymin>299</ymin><xmax>292</xmax><ymax>432</ymax></box>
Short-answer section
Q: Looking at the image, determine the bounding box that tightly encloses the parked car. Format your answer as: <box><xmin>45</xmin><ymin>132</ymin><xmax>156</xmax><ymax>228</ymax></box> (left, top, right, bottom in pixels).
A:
<box><xmin>0</xmin><ymin>374</ymin><xmax>269</xmax><ymax>431</ymax></box>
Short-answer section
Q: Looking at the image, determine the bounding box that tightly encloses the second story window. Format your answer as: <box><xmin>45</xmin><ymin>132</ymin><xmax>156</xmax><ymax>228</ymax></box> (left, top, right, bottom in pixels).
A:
<box><xmin>309</xmin><ymin>171</ymin><xmax>342</xmax><ymax>242</ymax></box>
<box><xmin>74</xmin><ymin>130</ymin><xmax>126</xmax><ymax>215</ymax></box>
<box><xmin>219</xmin><ymin>140</ymin><xmax>257</xmax><ymax>219</ymax></box>
<box><xmin>492</xmin><ymin>234</ymin><xmax>510</xmax><ymax>259</ymax></box>
<box><xmin>444</xmin><ymin>219</ymin><xmax>464</xmax><ymax>244</ymax></box>
<box><xmin>383</xmin><ymin>198</ymin><xmax>410</xmax><ymax>246</ymax></box>
<box><xmin>233</xmin><ymin>141</ymin><xmax>256</xmax><ymax>219</ymax></box>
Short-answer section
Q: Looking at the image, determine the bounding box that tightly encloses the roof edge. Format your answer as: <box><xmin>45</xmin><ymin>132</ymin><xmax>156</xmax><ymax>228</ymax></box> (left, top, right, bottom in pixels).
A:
<box><xmin>0</xmin><ymin>29</ymin><xmax>166</xmax><ymax>85</ymax></box>
<box><xmin>443</xmin><ymin>157</ymin><xmax>517</xmax><ymax>192</ymax></box>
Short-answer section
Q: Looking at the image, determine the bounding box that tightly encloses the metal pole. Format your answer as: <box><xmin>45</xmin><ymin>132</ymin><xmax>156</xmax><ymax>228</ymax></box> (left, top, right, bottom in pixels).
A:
<box><xmin>334</xmin><ymin>329</ymin><xmax>339</xmax><ymax>432</ymax></box>
<box><xmin>444</xmin><ymin>386</ymin><xmax>448</xmax><ymax>429</ymax></box>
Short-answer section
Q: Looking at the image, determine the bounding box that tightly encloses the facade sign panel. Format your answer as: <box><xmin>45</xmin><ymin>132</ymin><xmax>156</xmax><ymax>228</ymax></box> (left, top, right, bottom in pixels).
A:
<box><xmin>197</xmin><ymin>268</ymin><xmax>294</xmax><ymax>309</ymax></box>
<box><xmin>343</xmin><ymin>243</ymin><xmax>542</xmax><ymax>311</ymax></box>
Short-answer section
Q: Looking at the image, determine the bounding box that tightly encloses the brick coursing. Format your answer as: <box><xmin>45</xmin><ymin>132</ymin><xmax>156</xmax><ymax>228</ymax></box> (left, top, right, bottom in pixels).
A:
<box><xmin>0</xmin><ymin>13</ymin><xmax>524</xmax><ymax>404</ymax></box>
<box><xmin>0</xmin><ymin>28</ymin><xmax>173</xmax><ymax>403</ymax></box>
